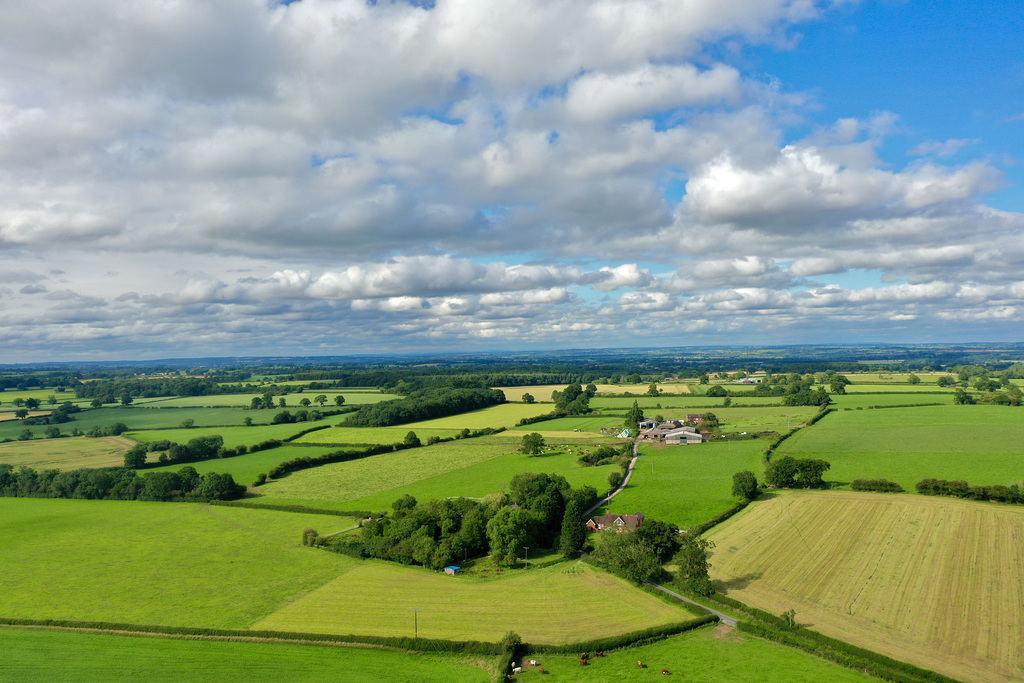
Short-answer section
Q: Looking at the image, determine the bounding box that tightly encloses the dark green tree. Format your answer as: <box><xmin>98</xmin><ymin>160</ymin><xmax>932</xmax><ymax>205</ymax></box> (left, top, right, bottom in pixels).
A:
<box><xmin>675</xmin><ymin>534</ymin><xmax>715</xmax><ymax>596</ymax></box>
<box><xmin>404</xmin><ymin>431</ymin><xmax>421</xmax><ymax>447</ymax></box>
<box><xmin>334</xmin><ymin>394</ymin><xmax>346</xmax><ymax>406</ymax></box>
<box><xmin>520</xmin><ymin>432</ymin><xmax>545</xmax><ymax>455</ymax></box>
<box><xmin>559</xmin><ymin>498</ymin><xmax>586</xmax><ymax>557</ymax></box>
<box><xmin>521</xmin><ymin>392</ymin><xmax>535</xmax><ymax>404</ymax></box>
<box><xmin>732</xmin><ymin>470</ymin><xmax>759</xmax><ymax>499</ymax></box>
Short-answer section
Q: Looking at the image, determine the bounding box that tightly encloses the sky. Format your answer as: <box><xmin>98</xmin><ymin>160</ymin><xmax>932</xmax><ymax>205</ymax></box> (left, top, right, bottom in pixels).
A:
<box><xmin>1</xmin><ymin>0</ymin><xmax>1023</xmax><ymax>361</ymax></box>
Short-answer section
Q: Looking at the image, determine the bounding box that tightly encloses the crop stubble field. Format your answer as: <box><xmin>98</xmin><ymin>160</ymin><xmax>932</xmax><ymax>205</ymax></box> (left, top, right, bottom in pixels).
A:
<box><xmin>0</xmin><ymin>435</ymin><xmax>133</xmax><ymax>469</ymax></box>
<box><xmin>705</xmin><ymin>491</ymin><xmax>1024</xmax><ymax>682</ymax></box>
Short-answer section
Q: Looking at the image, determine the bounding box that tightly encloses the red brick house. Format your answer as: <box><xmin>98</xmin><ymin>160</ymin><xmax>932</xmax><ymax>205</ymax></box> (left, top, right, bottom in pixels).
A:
<box><xmin>586</xmin><ymin>512</ymin><xmax>645</xmax><ymax>533</ymax></box>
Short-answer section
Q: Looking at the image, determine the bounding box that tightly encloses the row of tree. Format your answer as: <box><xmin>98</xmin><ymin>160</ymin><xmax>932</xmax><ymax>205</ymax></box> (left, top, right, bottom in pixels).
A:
<box><xmin>0</xmin><ymin>464</ymin><xmax>245</xmax><ymax>502</ymax></box>
<box><xmin>916</xmin><ymin>478</ymin><xmax>1024</xmax><ymax>504</ymax></box>
<box><xmin>343</xmin><ymin>388</ymin><xmax>505</xmax><ymax>428</ymax></box>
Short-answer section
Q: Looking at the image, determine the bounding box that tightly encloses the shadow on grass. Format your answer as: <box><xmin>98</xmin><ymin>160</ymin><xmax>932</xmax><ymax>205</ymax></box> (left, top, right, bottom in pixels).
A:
<box><xmin>712</xmin><ymin>572</ymin><xmax>763</xmax><ymax>592</ymax></box>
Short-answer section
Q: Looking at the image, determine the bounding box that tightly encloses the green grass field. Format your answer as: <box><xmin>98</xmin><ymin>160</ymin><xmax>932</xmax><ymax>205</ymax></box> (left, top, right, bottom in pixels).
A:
<box><xmin>590</xmin><ymin>396</ymin><xmax>780</xmax><ymax>410</ymax></box>
<box><xmin>258</xmin><ymin>441</ymin><xmax>517</xmax><ymax>509</ymax></box>
<box><xmin>0</xmin><ymin>498</ymin><xmax>358</xmax><ymax>629</ymax></box>
<box><xmin>781</xmin><ymin>404</ymin><xmax>1024</xmax><ymax>490</ymax></box>
<box><xmin>706</xmin><ymin>490</ymin><xmax>1024</xmax><ymax>683</ymax></box>
<box><xmin>255</xmin><ymin>559</ymin><xmax>691</xmax><ymax>645</ymax></box>
<box><xmin>829</xmin><ymin>393</ymin><xmax>954</xmax><ymax>408</ymax></box>
<box><xmin>294</xmin><ymin>426</ymin><xmax>463</xmax><ymax>445</ymax></box>
<box><xmin>648</xmin><ymin>406</ymin><xmax>818</xmax><ymax>433</ymax></box>
<box><xmin>127</xmin><ymin>422</ymin><xmax>320</xmax><ymax>449</ymax></box>
<box><xmin>0</xmin><ymin>436</ymin><xmax>133</xmax><ymax>469</ymax></box>
<box><xmin>146</xmin><ymin>390</ymin><xmax>399</xmax><ymax>408</ymax></box>
<box><xmin>0</xmin><ymin>627</ymin><xmax>490</xmax><ymax>682</ymax></box>
<box><xmin>145</xmin><ymin>444</ymin><xmax>346</xmax><ymax>486</ymax></box>
<box><xmin>602</xmin><ymin>441</ymin><xmax>764</xmax><ymax>528</ymax></box>
<box><xmin>513</xmin><ymin>624</ymin><xmax>873</xmax><ymax>682</ymax></box>
<box><xmin>344</xmin><ymin>446</ymin><xmax>619</xmax><ymax>513</ymax></box>
<box><xmin>841</xmin><ymin>384</ymin><xmax>956</xmax><ymax>394</ymax></box>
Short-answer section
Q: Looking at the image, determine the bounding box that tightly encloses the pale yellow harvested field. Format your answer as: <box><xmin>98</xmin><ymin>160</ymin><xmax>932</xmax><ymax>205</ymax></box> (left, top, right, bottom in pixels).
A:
<box><xmin>706</xmin><ymin>491</ymin><xmax>1024</xmax><ymax>682</ymax></box>
<box><xmin>0</xmin><ymin>436</ymin><xmax>134</xmax><ymax>469</ymax></box>
<box><xmin>497</xmin><ymin>383</ymin><xmax>691</xmax><ymax>402</ymax></box>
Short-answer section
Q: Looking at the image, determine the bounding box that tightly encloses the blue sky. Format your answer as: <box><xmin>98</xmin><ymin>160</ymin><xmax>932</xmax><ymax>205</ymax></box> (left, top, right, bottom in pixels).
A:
<box><xmin>0</xmin><ymin>0</ymin><xmax>1022</xmax><ymax>360</ymax></box>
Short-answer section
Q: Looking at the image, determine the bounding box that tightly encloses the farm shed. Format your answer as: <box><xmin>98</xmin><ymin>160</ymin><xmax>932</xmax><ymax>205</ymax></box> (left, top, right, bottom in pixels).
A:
<box><xmin>444</xmin><ymin>566</ymin><xmax>460</xmax><ymax>576</ymax></box>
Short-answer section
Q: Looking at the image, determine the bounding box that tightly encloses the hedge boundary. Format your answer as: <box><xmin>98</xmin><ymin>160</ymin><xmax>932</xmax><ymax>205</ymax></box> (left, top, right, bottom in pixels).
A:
<box><xmin>208</xmin><ymin>500</ymin><xmax>376</xmax><ymax>518</ymax></box>
<box><xmin>527</xmin><ymin>616</ymin><xmax>718</xmax><ymax>655</ymax></box>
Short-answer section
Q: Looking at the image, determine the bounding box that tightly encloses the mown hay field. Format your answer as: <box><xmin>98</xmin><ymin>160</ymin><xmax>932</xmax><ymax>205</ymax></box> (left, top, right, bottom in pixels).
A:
<box><xmin>603</xmin><ymin>441</ymin><xmax>764</xmax><ymax>528</ymax></box>
<box><xmin>590</xmin><ymin>396</ymin><xmax>780</xmax><ymax>410</ymax></box>
<box><xmin>255</xmin><ymin>559</ymin><xmax>690</xmax><ymax>644</ymax></box>
<box><xmin>781</xmin><ymin>405</ymin><xmax>1024</xmax><ymax>489</ymax></box>
<box><xmin>840</xmin><ymin>384</ymin><xmax>957</xmax><ymax>394</ymax></box>
<box><xmin>0</xmin><ymin>436</ymin><xmax>134</xmax><ymax>470</ymax></box>
<box><xmin>294</xmin><ymin>426</ymin><xmax>463</xmax><ymax>445</ymax></box>
<box><xmin>0</xmin><ymin>498</ymin><xmax>353</xmax><ymax>629</ymax></box>
<box><xmin>513</xmin><ymin>624</ymin><xmax>873</xmax><ymax>682</ymax></box>
<box><xmin>0</xmin><ymin>627</ymin><xmax>491</xmax><ymax>683</ymax></box>
<box><xmin>343</xmin><ymin>446</ymin><xmax>618</xmax><ymax>512</ymax></box>
<box><xmin>257</xmin><ymin>441</ymin><xmax>515</xmax><ymax>509</ymax></box>
<box><xmin>705</xmin><ymin>491</ymin><xmax>1024</xmax><ymax>682</ymax></box>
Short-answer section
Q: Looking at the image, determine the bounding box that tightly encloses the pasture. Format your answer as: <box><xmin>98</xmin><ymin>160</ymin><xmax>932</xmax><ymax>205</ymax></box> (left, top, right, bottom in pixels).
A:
<box><xmin>146</xmin><ymin>444</ymin><xmax>345</xmax><ymax>486</ymax></box>
<box><xmin>344</xmin><ymin>445</ymin><xmax>619</xmax><ymax>512</ymax></box>
<box><xmin>258</xmin><ymin>441</ymin><xmax>515</xmax><ymax>509</ymax></box>
<box><xmin>705</xmin><ymin>491</ymin><xmax>1024</xmax><ymax>682</ymax></box>
<box><xmin>513</xmin><ymin>624</ymin><xmax>873</xmax><ymax>682</ymax></box>
<box><xmin>0</xmin><ymin>627</ymin><xmax>491</xmax><ymax>682</ymax></box>
<box><xmin>603</xmin><ymin>441</ymin><xmax>764</xmax><ymax>528</ymax></box>
<box><xmin>0</xmin><ymin>498</ymin><xmax>354</xmax><ymax>629</ymax></box>
<box><xmin>651</xmin><ymin>406</ymin><xmax>818</xmax><ymax>433</ymax></box>
<box><xmin>590</xmin><ymin>396</ymin><xmax>780</xmax><ymax>410</ymax></box>
<box><xmin>0</xmin><ymin>436</ymin><xmax>133</xmax><ymax>470</ymax></box>
<box><xmin>829</xmin><ymin>393</ymin><xmax>954</xmax><ymax>408</ymax></box>
<box><xmin>294</xmin><ymin>426</ymin><xmax>463</xmax><ymax>446</ymax></box>
<box><xmin>255</xmin><ymin>559</ymin><xmax>691</xmax><ymax>645</ymax></box>
<box><xmin>127</xmin><ymin>422</ymin><xmax>320</xmax><ymax>449</ymax></box>
<box><xmin>781</xmin><ymin>404</ymin><xmax>1024</xmax><ymax>489</ymax></box>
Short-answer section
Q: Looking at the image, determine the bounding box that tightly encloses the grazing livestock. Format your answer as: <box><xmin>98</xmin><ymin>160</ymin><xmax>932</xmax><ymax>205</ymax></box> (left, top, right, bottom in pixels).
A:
<box><xmin>539</xmin><ymin>667</ymin><xmax>545</xmax><ymax>674</ymax></box>
<box><xmin>638</xmin><ymin>660</ymin><xmax>645</xmax><ymax>668</ymax></box>
<box><xmin>595</xmin><ymin>651</ymin><xmax>604</xmax><ymax>657</ymax></box>
<box><xmin>662</xmin><ymin>670</ymin><xmax>671</xmax><ymax>675</ymax></box>
<box><xmin>579</xmin><ymin>659</ymin><xmax>589</xmax><ymax>666</ymax></box>
<box><xmin>512</xmin><ymin>667</ymin><xmax>522</xmax><ymax>674</ymax></box>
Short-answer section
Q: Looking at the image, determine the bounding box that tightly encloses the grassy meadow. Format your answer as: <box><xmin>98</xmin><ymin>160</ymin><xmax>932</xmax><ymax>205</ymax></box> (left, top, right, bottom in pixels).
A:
<box><xmin>0</xmin><ymin>498</ymin><xmax>353</xmax><ymax>629</ymax></box>
<box><xmin>364</xmin><ymin>402</ymin><xmax>552</xmax><ymax>430</ymax></box>
<box><xmin>0</xmin><ymin>627</ymin><xmax>491</xmax><ymax>683</ymax></box>
<box><xmin>705</xmin><ymin>490</ymin><xmax>1024</xmax><ymax>683</ymax></box>
<box><xmin>602</xmin><ymin>441</ymin><xmax>764</xmax><ymax>527</ymax></box>
<box><xmin>255</xmin><ymin>559</ymin><xmax>691</xmax><ymax>644</ymax></box>
<box><xmin>146</xmin><ymin>444</ymin><xmax>346</xmax><ymax>486</ymax></box>
<box><xmin>146</xmin><ymin>390</ymin><xmax>399</xmax><ymax>408</ymax></box>
<box><xmin>781</xmin><ymin>404</ymin><xmax>1024</xmax><ymax>490</ymax></box>
<box><xmin>0</xmin><ymin>435</ymin><xmax>134</xmax><ymax>469</ymax></box>
<box><xmin>294</xmin><ymin>426</ymin><xmax>463</xmax><ymax>445</ymax></box>
<box><xmin>127</xmin><ymin>422</ymin><xmax>321</xmax><ymax>449</ymax></box>
<box><xmin>512</xmin><ymin>624</ymin><xmax>874</xmax><ymax>682</ymax></box>
<box><xmin>258</xmin><ymin>440</ymin><xmax>516</xmax><ymax>509</ymax></box>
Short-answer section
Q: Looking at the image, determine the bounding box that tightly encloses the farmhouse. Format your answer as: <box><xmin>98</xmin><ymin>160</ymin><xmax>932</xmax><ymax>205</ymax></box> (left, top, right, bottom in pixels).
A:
<box><xmin>640</xmin><ymin>421</ymin><xmax>706</xmax><ymax>444</ymax></box>
<box><xmin>586</xmin><ymin>512</ymin><xmax>645</xmax><ymax>533</ymax></box>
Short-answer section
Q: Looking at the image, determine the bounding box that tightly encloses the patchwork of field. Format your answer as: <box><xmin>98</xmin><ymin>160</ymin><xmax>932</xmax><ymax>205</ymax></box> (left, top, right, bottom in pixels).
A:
<box><xmin>513</xmin><ymin>624</ymin><xmax>873</xmax><ymax>682</ymax></box>
<box><xmin>604</xmin><ymin>441</ymin><xmax>764</xmax><ymax>528</ymax></box>
<box><xmin>496</xmin><ymin>384</ymin><xmax>693</xmax><ymax>402</ymax></box>
<box><xmin>127</xmin><ymin>422</ymin><xmax>320</xmax><ymax>450</ymax></box>
<box><xmin>146</xmin><ymin>444</ymin><xmax>345</xmax><ymax>487</ymax></box>
<box><xmin>258</xmin><ymin>441</ymin><xmax>516</xmax><ymax>509</ymax></box>
<box><xmin>343</xmin><ymin>446</ymin><xmax>618</xmax><ymax>512</ymax></box>
<box><xmin>294</xmin><ymin>426</ymin><xmax>463</xmax><ymax>445</ymax></box>
<box><xmin>781</xmin><ymin>404</ymin><xmax>1024</xmax><ymax>490</ymax></box>
<box><xmin>0</xmin><ymin>436</ymin><xmax>133</xmax><ymax>470</ymax></box>
<box><xmin>590</xmin><ymin>396</ymin><xmax>780</xmax><ymax>410</ymax></box>
<box><xmin>706</xmin><ymin>491</ymin><xmax>1024</xmax><ymax>682</ymax></box>
<box><xmin>660</xmin><ymin>406</ymin><xmax>818</xmax><ymax>433</ymax></box>
<box><xmin>255</xmin><ymin>559</ymin><xmax>691</xmax><ymax>644</ymax></box>
<box><xmin>0</xmin><ymin>498</ymin><xmax>353</xmax><ymax>629</ymax></box>
<box><xmin>0</xmin><ymin>627</ymin><xmax>490</xmax><ymax>683</ymax></box>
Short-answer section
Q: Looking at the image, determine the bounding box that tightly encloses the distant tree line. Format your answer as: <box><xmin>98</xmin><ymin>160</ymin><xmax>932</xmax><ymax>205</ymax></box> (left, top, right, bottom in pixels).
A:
<box><xmin>0</xmin><ymin>464</ymin><xmax>245</xmax><ymax>502</ymax></box>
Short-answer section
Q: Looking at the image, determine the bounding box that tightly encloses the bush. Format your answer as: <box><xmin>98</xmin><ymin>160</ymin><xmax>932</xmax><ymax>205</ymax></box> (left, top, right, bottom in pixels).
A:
<box><xmin>851</xmin><ymin>479</ymin><xmax>904</xmax><ymax>493</ymax></box>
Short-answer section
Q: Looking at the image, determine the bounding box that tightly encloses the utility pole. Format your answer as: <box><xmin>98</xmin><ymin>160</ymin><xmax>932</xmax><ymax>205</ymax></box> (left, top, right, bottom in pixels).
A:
<box><xmin>412</xmin><ymin>608</ymin><xmax>421</xmax><ymax>640</ymax></box>
<box><xmin>523</xmin><ymin>546</ymin><xmax>529</xmax><ymax>569</ymax></box>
